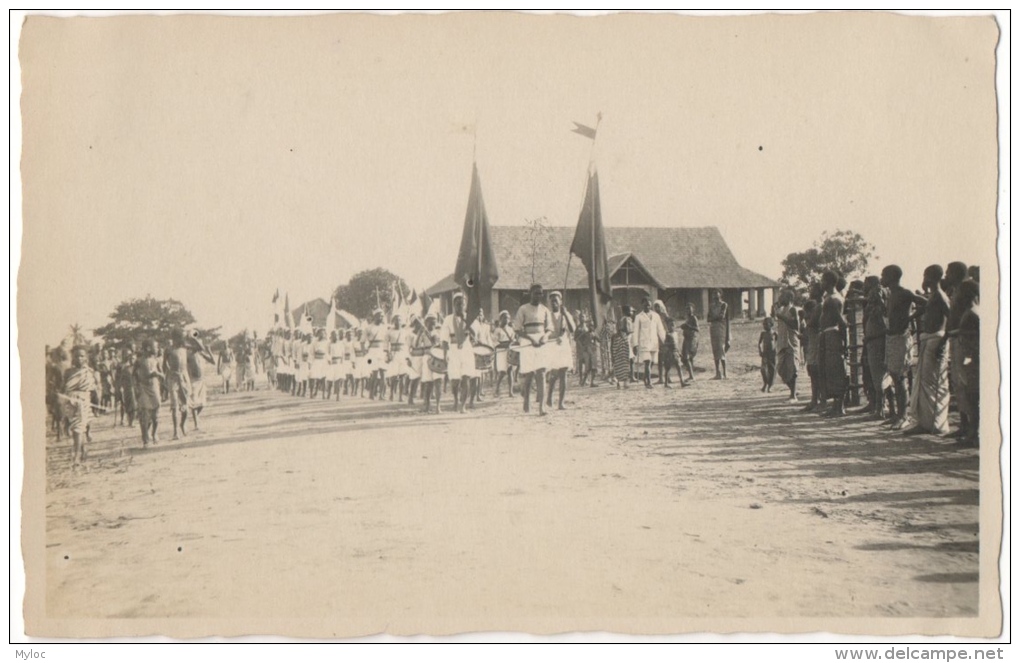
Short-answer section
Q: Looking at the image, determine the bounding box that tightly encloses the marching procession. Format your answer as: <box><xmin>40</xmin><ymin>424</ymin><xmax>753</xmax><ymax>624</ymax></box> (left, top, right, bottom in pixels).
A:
<box><xmin>45</xmin><ymin>253</ymin><xmax>981</xmax><ymax>476</ymax></box>
<box><xmin>42</xmin><ymin>118</ymin><xmax>984</xmax><ymax>472</ymax></box>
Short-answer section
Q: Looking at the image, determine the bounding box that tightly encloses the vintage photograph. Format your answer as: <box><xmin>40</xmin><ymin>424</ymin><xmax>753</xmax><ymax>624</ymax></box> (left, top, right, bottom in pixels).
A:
<box><xmin>16</xmin><ymin>11</ymin><xmax>1002</xmax><ymax>640</ymax></box>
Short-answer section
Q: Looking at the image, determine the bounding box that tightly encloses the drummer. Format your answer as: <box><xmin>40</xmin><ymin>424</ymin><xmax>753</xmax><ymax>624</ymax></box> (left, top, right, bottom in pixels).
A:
<box><xmin>413</xmin><ymin>312</ymin><xmax>444</xmax><ymax>413</ymax></box>
<box><xmin>513</xmin><ymin>283</ymin><xmax>554</xmax><ymax>416</ymax></box>
<box><xmin>546</xmin><ymin>291</ymin><xmax>577</xmax><ymax>411</ymax></box>
<box><xmin>441</xmin><ymin>292</ymin><xmax>475</xmax><ymax>413</ymax></box>
<box><xmin>470</xmin><ymin>308</ymin><xmax>494</xmax><ymax>402</ymax></box>
<box><xmin>493</xmin><ymin>310</ymin><xmax>517</xmax><ymax>397</ymax></box>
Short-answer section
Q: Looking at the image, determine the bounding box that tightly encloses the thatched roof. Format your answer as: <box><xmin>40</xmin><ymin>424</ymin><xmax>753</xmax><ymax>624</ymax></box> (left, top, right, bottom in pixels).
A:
<box><xmin>427</xmin><ymin>226</ymin><xmax>778</xmax><ymax>294</ymax></box>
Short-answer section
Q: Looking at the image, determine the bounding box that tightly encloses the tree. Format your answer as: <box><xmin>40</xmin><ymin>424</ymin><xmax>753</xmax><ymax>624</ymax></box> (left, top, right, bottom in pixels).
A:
<box><xmin>333</xmin><ymin>268</ymin><xmax>410</xmax><ymax>320</ymax></box>
<box><xmin>780</xmin><ymin>230</ymin><xmax>877</xmax><ymax>289</ymax></box>
<box><xmin>93</xmin><ymin>296</ymin><xmax>220</xmax><ymax>349</ymax></box>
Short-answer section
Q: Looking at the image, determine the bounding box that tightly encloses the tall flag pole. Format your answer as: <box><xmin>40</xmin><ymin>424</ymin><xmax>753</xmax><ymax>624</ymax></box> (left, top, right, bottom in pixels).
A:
<box><xmin>284</xmin><ymin>292</ymin><xmax>293</xmax><ymax>330</ymax></box>
<box><xmin>454</xmin><ymin>162</ymin><xmax>500</xmax><ymax>318</ymax></box>
<box><xmin>568</xmin><ymin>113</ymin><xmax>611</xmax><ymax>325</ymax></box>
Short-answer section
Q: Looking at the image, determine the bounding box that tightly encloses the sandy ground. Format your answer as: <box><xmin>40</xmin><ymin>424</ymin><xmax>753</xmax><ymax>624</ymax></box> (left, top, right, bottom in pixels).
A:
<box><xmin>42</xmin><ymin>321</ymin><xmax>979</xmax><ymax>633</ymax></box>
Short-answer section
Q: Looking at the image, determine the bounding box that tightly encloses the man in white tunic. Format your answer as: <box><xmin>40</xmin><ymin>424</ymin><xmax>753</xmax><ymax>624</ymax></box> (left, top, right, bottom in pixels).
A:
<box><xmin>441</xmin><ymin>292</ymin><xmax>474</xmax><ymax>413</ymax></box>
<box><xmin>634</xmin><ymin>297</ymin><xmax>666</xmax><ymax>389</ymax></box>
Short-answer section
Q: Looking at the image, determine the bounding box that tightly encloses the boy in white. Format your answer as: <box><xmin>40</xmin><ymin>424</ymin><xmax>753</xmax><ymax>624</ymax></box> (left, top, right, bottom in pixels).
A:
<box><xmin>441</xmin><ymin>293</ymin><xmax>474</xmax><ymax>413</ymax></box>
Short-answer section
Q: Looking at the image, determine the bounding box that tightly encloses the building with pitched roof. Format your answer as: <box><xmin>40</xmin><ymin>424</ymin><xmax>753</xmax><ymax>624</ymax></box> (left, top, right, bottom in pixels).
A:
<box><xmin>426</xmin><ymin>226</ymin><xmax>779</xmax><ymax>320</ymax></box>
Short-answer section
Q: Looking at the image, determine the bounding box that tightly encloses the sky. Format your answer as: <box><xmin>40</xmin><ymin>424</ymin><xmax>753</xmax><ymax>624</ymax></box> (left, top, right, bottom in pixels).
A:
<box><xmin>17</xmin><ymin>11</ymin><xmax>1001</xmax><ymax>344</ymax></box>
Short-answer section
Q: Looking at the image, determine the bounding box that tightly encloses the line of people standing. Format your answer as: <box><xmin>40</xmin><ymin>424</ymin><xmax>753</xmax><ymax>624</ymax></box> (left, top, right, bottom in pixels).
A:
<box><xmin>761</xmin><ymin>263</ymin><xmax>980</xmax><ymax>446</ymax></box>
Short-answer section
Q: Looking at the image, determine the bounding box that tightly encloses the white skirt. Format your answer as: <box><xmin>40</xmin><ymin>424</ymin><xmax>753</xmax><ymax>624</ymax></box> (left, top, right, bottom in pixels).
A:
<box><xmin>387</xmin><ymin>350</ymin><xmax>409</xmax><ymax>377</ymax></box>
<box><xmin>365</xmin><ymin>347</ymin><xmax>386</xmax><ymax>374</ymax></box>
<box><xmin>546</xmin><ymin>337</ymin><xmax>573</xmax><ymax>370</ymax></box>
<box><xmin>516</xmin><ymin>343</ymin><xmax>547</xmax><ymax>374</ymax></box>
<box><xmin>447</xmin><ymin>344</ymin><xmax>475</xmax><ymax>380</ymax></box>
<box><xmin>310</xmin><ymin>357</ymin><xmax>328</xmax><ymax>380</ymax></box>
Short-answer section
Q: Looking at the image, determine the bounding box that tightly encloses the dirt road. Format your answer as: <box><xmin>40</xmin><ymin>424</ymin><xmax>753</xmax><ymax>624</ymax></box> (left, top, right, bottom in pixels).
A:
<box><xmin>42</xmin><ymin>322</ymin><xmax>980</xmax><ymax>635</ymax></box>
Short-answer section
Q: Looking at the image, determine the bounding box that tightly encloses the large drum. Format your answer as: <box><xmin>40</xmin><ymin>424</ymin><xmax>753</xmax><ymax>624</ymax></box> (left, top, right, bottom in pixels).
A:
<box><xmin>427</xmin><ymin>347</ymin><xmax>447</xmax><ymax>375</ymax></box>
<box><xmin>473</xmin><ymin>344</ymin><xmax>495</xmax><ymax>372</ymax></box>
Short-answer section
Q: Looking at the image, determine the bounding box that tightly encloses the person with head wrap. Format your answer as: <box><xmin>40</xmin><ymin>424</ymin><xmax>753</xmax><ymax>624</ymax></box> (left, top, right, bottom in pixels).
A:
<box><xmin>385</xmin><ymin>313</ymin><xmax>412</xmax><ymax>402</ymax></box>
<box><xmin>493</xmin><ymin>310</ymin><xmax>517</xmax><ymax>397</ymax></box>
<box><xmin>342</xmin><ymin>329</ymin><xmax>359</xmax><ymax>397</ymax></box>
<box><xmin>413</xmin><ymin>312</ymin><xmax>444</xmax><ymax>413</ymax></box>
<box><xmin>441</xmin><ymin>292</ymin><xmax>475</xmax><ymax>413</ymax></box>
<box><xmin>545</xmin><ymin>291</ymin><xmax>576</xmax><ymax>410</ymax></box>
<box><xmin>364</xmin><ymin>308</ymin><xmax>389</xmax><ymax>400</ymax></box>
<box><xmin>634</xmin><ymin>297</ymin><xmax>666</xmax><ymax>389</ymax></box>
<box><xmin>469</xmin><ymin>308</ymin><xmax>494</xmax><ymax>402</ymax></box>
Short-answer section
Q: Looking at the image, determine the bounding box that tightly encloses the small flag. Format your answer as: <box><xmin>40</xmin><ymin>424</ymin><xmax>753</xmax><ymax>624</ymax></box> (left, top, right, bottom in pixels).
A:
<box><xmin>408</xmin><ymin>290</ymin><xmax>418</xmax><ymax>306</ymax></box>
<box><xmin>571</xmin><ymin>121</ymin><xmax>597</xmax><ymax>140</ymax></box>
<box><xmin>284</xmin><ymin>293</ymin><xmax>293</xmax><ymax>329</ymax></box>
